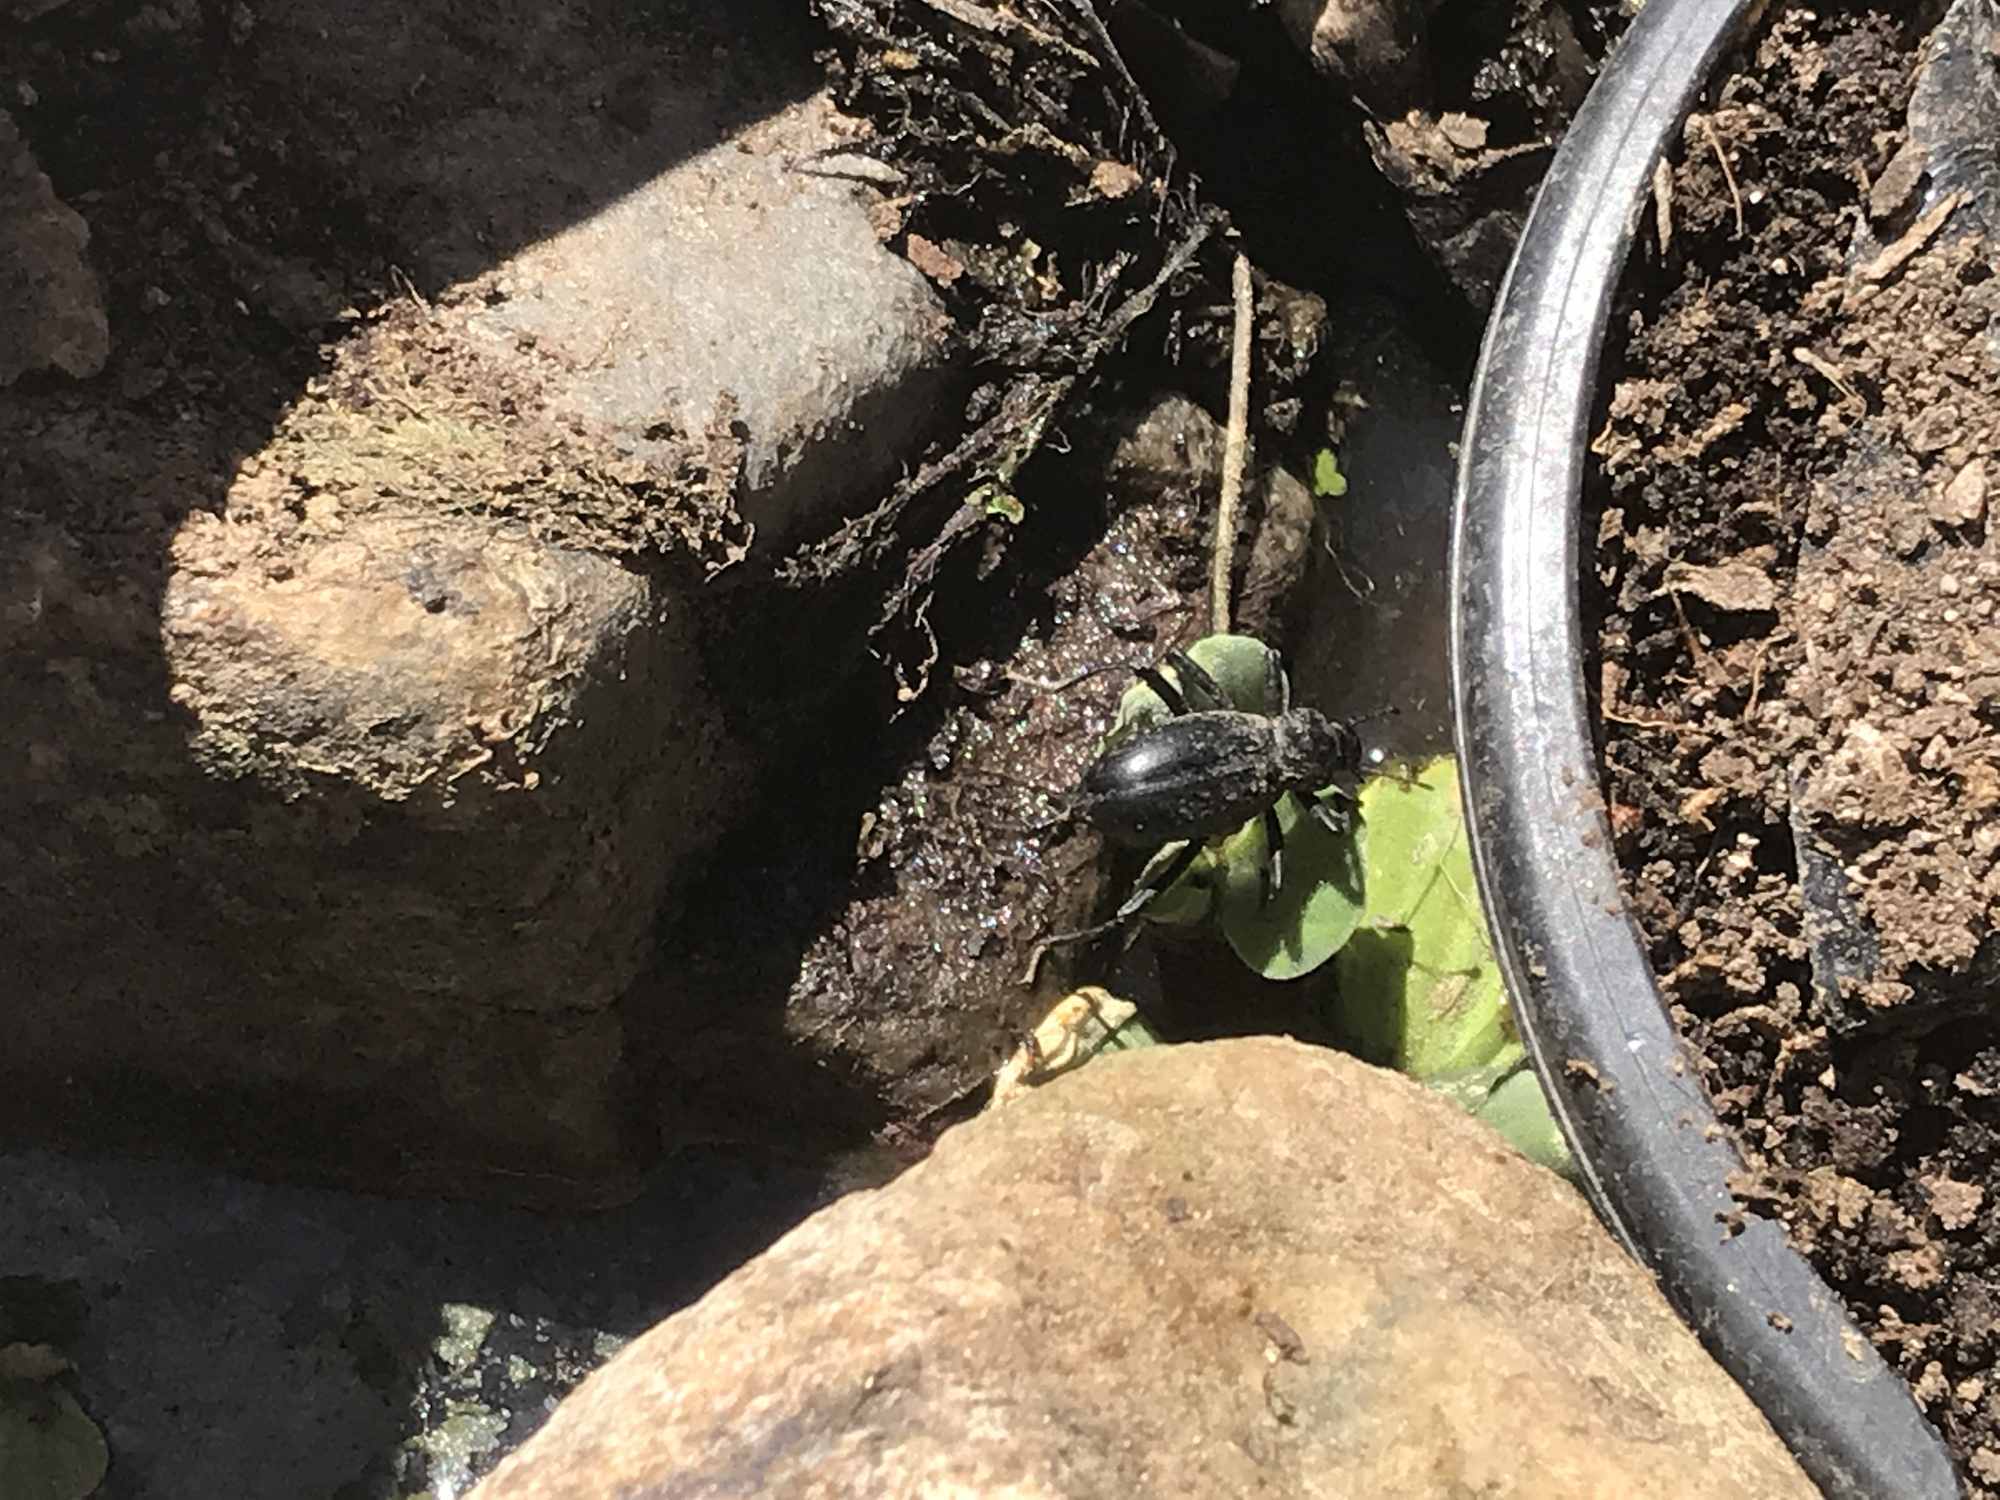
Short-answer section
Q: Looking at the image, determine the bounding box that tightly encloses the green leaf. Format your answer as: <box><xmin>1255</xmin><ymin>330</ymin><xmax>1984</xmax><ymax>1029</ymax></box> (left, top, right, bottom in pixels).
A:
<box><xmin>1333</xmin><ymin>756</ymin><xmax>1573</xmax><ymax>1177</ymax></box>
<box><xmin>1109</xmin><ymin>632</ymin><xmax>1280</xmax><ymax>739</ymax></box>
<box><xmin>1132</xmin><ymin>840</ymin><xmax>1217</xmax><ymax>927</ymax></box>
<box><xmin>1311</xmin><ymin>449</ymin><xmax>1348</xmax><ymax>499</ymax></box>
<box><xmin>1420</xmin><ymin>1050</ymin><xmax>1572</xmax><ymax>1176</ymax></box>
<box><xmin>1473</xmin><ymin>1065</ymin><xmax>1575</xmax><ymax>1178</ymax></box>
<box><xmin>1183</xmin><ymin>633</ymin><xmax>1282</xmax><ymax>710</ymax></box>
<box><xmin>0</xmin><ymin>1380</ymin><xmax>108</xmax><ymax>1500</ymax></box>
<box><xmin>1334</xmin><ymin>758</ymin><xmax>1512</xmax><ymax>1078</ymax></box>
<box><xmin>972</xmin><ymin>482</ymin><xmax>1025</xmax><ymax>524</ymax></box>
<box><xmin>1215</xmin><ymin>789</ymin><xmax>1366</xmax><ymax>980</ymax></box>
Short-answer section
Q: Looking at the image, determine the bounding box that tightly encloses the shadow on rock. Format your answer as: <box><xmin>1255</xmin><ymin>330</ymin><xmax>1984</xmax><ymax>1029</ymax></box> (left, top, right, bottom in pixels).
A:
<box><xmin>0</xmin><ymin>0</ymin><xmax>886</xmax><ymax>1206</ymax></box>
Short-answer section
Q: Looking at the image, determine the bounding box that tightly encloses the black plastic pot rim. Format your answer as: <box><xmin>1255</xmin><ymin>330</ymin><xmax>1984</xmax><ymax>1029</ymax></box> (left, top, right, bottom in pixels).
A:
<box><xmin>1447</xmin><ymin>2</ymin><xmax>1960</xmax><ymax>1497</ymax></box>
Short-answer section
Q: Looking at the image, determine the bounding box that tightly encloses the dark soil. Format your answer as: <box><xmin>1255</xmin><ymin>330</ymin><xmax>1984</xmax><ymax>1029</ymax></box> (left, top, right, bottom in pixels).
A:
<box><xmin>1588</xmin><ymin>2</ymin><xmax>2000</xmax><ymax>1484</ymax></box>
<box><xmin>657</xmin><ymin>0</ymin><xmax>1523</xmax><ymax>1153</ymax></box>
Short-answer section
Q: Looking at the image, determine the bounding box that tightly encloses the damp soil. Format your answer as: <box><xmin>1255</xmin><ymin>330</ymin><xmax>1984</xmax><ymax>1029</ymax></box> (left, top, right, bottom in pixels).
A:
<box><xmin>1588</xmin><ymin>2</ymin><xmax>2000</xmax><ymax>1483</ymax></box>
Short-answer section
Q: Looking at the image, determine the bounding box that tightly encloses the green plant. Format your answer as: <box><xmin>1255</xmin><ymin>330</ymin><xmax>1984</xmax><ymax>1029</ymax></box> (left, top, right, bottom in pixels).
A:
<box><xmin>1103</xmin><ymin>634</ymin><xmax>1366</xmax><ymax>979</ymax></box>
<box><xmin>1311</xmin><ymin>448</ymin><xmax>1348</xmax><ymax>499</ymax></box>
<box><xmin>1042</xmin><ymin>635</ymin><xmax>1570</xmax><ymax>1173</ymax></box>
<box><xmin>1331</xmin><ymin>758</ymin><xmax>1572</xmax><ymax>1177</ymax></box>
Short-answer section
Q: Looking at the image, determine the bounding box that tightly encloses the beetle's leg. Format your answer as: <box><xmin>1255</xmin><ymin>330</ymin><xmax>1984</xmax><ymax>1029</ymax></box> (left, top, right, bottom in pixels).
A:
<box><xmin>1020</xmin><ymin>837</ymin><xmax>1208</xmax><ymax>984</ymax></box>
<box><xmin>1166</xmin><ymin>650</ymin><xmax>1231</xmax><ymax>712</ymax></box>
<box><xmin>1137</xmin><ymin>664</ymin><xmax>1189</xmax><ymax>717</ymax></box>
<box><xmin>1301</xmin><ymin>786</ymin><xmax>1352</xmax><ymax>836</ymax></box>
<box><xmin>1116</xmin><ymin>838</ymin><xmax>1204</xmax><ymax>919</ymax></box>
<box><xmin>1332</xmin><ymin>716</ymin><xmax>1366</xmax><ymax>777</ymax></box>
<box><xmin>1020</xmin><ymin>917</ymin><xmax>1119</xmax><ymax>986</ymax></box>
<box><xmin>1261</xmin><ymin>804</ymin><xmax>1285</xmax><ymax>907</ymax></box>
<box><xmin>1264</xmin><ymin>647</ymin><xmax>1289</xmax><ymax>716</ymax></box>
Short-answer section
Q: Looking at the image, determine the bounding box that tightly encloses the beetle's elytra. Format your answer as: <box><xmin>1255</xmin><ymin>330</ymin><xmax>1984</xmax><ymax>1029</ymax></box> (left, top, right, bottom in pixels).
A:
<box><xmin>1079</xmin><ymin>709</ymin><xmax>1348</xmax><ymax>847</ymax></box>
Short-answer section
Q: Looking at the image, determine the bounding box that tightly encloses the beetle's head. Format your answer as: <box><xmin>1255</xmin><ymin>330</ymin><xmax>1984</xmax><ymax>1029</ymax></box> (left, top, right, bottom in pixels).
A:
<box><xmin>1282</xmin><ymin>707</ymin><xmax>1363</xmax><ymax>785</ymax></box>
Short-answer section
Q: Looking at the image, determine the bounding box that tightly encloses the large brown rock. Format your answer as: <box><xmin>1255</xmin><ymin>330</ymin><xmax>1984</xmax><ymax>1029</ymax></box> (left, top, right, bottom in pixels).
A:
<box><xmin>0</xmin><ymin>457</ymin><xmax>723</xmax><ymax>1203</ymax></box>
<box><xmin>0</xmin><ymin>0</ymin><xmax>954</xmax><ymax>1203</ymax></box>
<box><xmin>473</xmin><ymin>1039</ymin><xmax>1817</xmax><ymax>1499</ymax></box>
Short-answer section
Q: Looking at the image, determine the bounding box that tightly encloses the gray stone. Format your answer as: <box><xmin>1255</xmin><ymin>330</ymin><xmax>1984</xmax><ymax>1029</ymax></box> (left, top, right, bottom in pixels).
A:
<box><xmin>250</xmin><ymin>0</ymin><xmax>957</xmax><ymax>550</ymax></box>
<box><xmin>0</xmin><ymin>1142</ymin><xmax>830</xmax><ymax>1499</ymax></box>
<box><xmin>1</xmin><ymin>461</ymin><xmax>736</xmax><ymax>1202</ymax></box>
<box><xmin>474</xmin><ymin>1039</ymin><xmax>1819</xmax><ymax>1500</ymax></box>
<box><xmin>465</xmin><ymin>95</ymin><xmax>956</xmax><ymax>548</ymax></box>
<box><xmin>0</xmin><ymin>109</ymin><xmax>109</xmax><ymax>385</ymax></box>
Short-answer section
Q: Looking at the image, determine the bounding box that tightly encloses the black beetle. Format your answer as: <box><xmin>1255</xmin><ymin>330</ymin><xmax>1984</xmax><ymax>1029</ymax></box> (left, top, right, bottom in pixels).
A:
<box><xmin>1076</xmin><ymin>646</ymin><xmax>1360</xmax><ymax>919</ymax></box>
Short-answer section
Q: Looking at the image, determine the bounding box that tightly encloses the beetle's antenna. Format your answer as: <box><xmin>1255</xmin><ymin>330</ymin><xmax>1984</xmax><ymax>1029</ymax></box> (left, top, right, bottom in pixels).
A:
<box><xmin>1164</xmin><ymin>650</ymin><xmax>1229</xmax><ymax>712</ymax></box>
<box><xmin>1138</xmin><ymin>664</ymin><xmax>1189</xmax><ymax>716</ymax></box>
<box><xmin>1019</xmin><ymin>916</ymin><xmax>1128</xmax><ymax>987</ymax></box>
<box><xmin>1000</xmin><ymin>661</ymin><xmax>1133</xmax><ymax>695</ymax></box>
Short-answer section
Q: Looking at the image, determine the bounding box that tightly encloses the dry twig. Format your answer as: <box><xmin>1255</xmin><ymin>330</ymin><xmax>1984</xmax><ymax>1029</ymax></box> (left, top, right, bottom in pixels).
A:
<box><xmin>1212</xmin><ymin>251</ymin><xmax>1253</xmax><ymax>634</ymax></box>
<box><xmin>1697</xmin><ymin>117</ymin><xmax>1744</xmax><ymax>239</ymax></box>
<box><xmin>1857</xmin><ymin>189</ymin><xmax>1963</xmax><ymax>285</ymax></box>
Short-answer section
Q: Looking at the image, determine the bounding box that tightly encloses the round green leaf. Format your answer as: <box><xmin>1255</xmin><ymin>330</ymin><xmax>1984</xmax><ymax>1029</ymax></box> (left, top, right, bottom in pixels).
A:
<box><xmin>1108</xmin><ymin>632</ymin><xmax>1278</xmax><ymax>740</ymax></box>
<box><xmin>1419</xmin><ymin>1049</ymin><xmax>1575</xmax><ymax>1179</ymax></box>
<box><xmin>1216</xmin><ymin>789</ymin><xmax>1366</xmax><ymax>980</ymax></box>
<box><xmin>1331</xmin><ymin>755</ymin><xmax>1573</xmax><ymax>1177</ymax></box>
<box><xmin>1333</xmin><ymin>757</ymin><xmax>1513</xmax><ymax>1078</ymax></box>
<box><xmin>0</xmin><ymin>1381</ymin><xmax>108</xmax><ymax>1500</ymax></box>
<box><xmin>1473</xmin><ymin>1065</ymin><xmax>1576</xmax><ymax>1179</ymax></box>
<box><xmin>1132</xmin><ymin>840</ymin><xmax>1217</xmax><ymax>927</ymax></box>
<box><xmin>1182</xmin><ymin>633</ymin><xmax>1281</xmax><ymax>711</ymax></box>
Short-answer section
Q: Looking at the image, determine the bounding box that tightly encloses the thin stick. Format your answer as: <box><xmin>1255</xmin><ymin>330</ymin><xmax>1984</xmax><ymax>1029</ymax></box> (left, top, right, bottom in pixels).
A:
<box><xmin>1697</xmin><ymin>116</ymin><xmax>1744</xmax><ymax>240</ymax></box>
<box><xmin>1213</xmin><ymin>252</ymin><xmax>1253</xmax><ymax>634</ymax></box>
<box><xmin>1792</xmin><ymin>345</ymin><xmax>1860</xmax><ymax>404</ymax></box>
<box><xmin>1857</xmin><ymin>188</ymin><xmax>1963</xmax><ymax>285</ymax></box>
<box><xmin>1601</xmin><ymin>706</ymin><xmax>1696</xmax><ymax>734</ymax></box>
